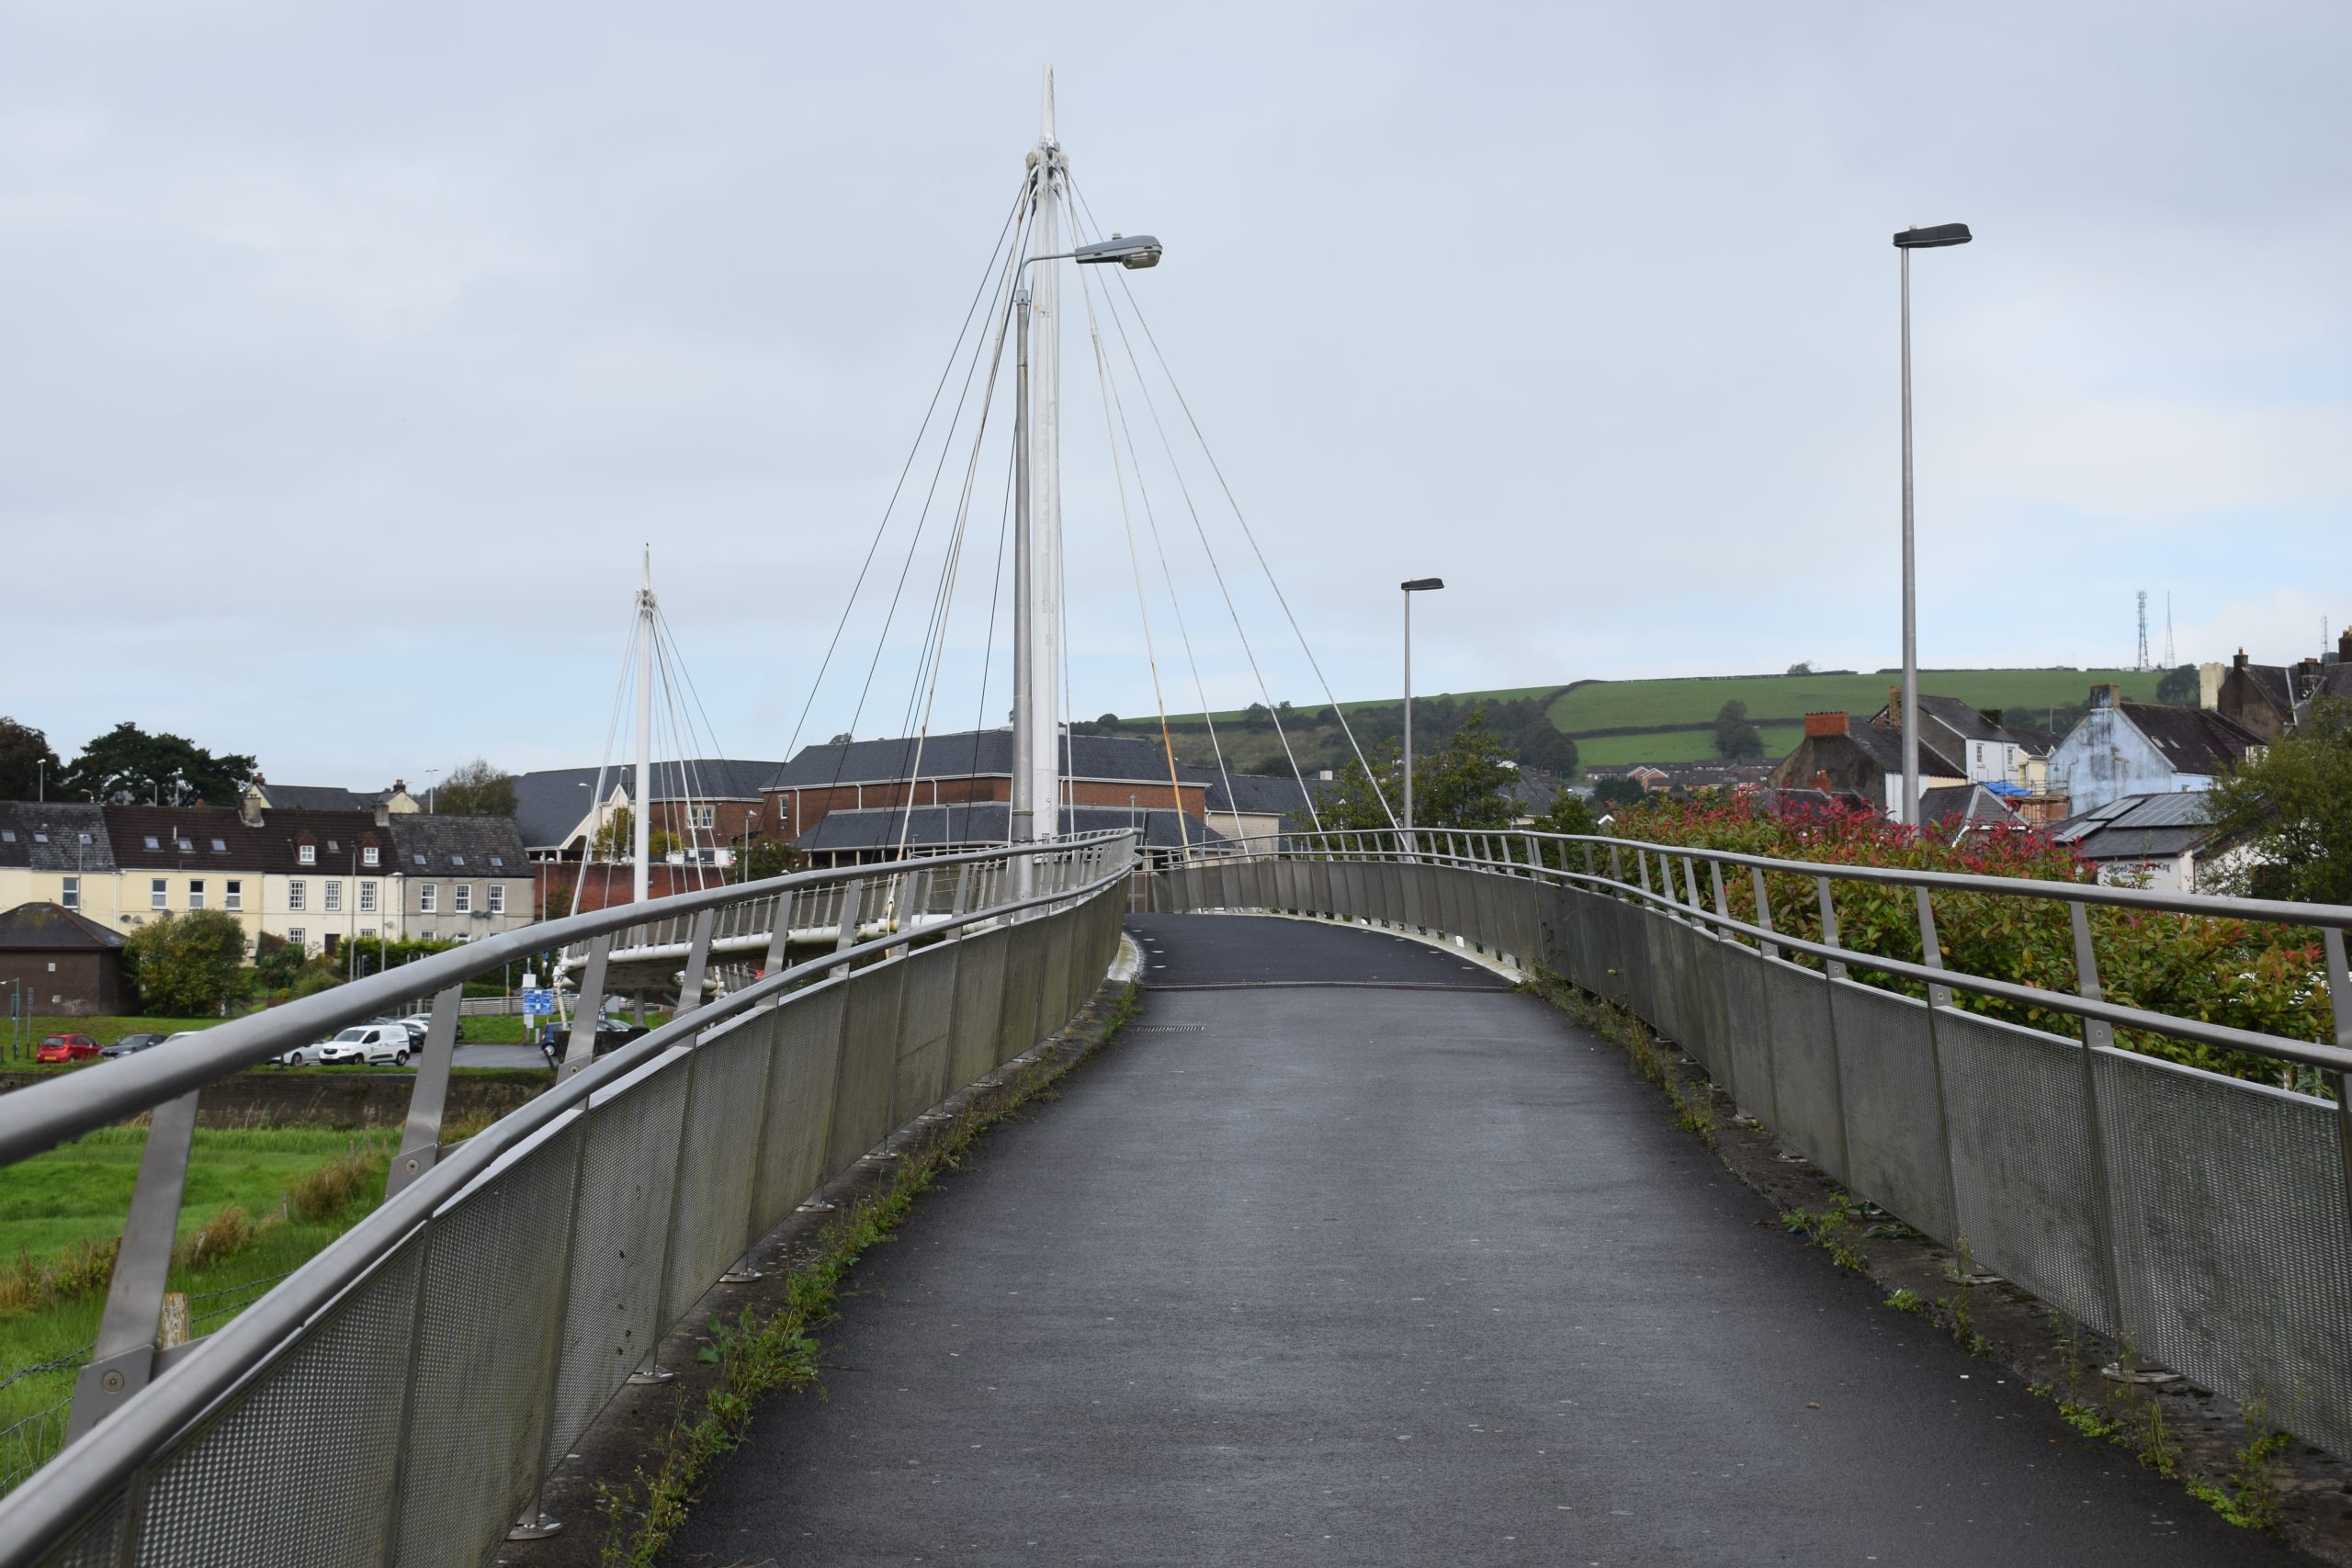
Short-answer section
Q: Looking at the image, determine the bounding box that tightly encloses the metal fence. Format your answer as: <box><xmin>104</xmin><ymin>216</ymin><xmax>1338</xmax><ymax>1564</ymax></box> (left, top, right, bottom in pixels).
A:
<box><xmin>1153</xmin><ymin>827</ymin><xmax>2352</xmax><ymax>1457</ymax></box>
<box><xmin>0</xmin><ymin>832</ymin><xmax>1136</xmax><ymax>1568</ymax></box>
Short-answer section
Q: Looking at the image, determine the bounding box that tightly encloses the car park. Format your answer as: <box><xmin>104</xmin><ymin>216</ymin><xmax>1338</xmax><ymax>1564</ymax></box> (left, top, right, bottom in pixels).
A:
<box><xmin>36</xmin><ymin>1033</ymin><xmax>101</xmax><ymax>1063</ymax></box>
<box><xmin>280</xmin><ymin>1024</ymin><xmax>413</xmax><ymax>1068</ymax></box>
<box><xmin>99</xmin><ymin>1032</ymin><xmax>169</xmax><ymax>1059</ymax></box>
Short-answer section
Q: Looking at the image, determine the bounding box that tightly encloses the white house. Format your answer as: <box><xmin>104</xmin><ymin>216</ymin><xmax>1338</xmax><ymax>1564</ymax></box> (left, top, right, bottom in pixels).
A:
<box><xmin>2045</xmin><ymin>686</ymin><xmax>2260</xmax><ymax>816</ymax></box>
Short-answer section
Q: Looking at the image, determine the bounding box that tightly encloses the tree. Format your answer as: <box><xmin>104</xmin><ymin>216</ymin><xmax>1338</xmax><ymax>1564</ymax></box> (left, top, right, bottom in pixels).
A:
<box><xmin>739</xmin><ymin>840</ymin><xmax>803</xmax><ymax>883</ymax></box>
<box><xmin>1786</xmin><ymin>661</ymin><xmax>1815</xmax><ymax>676</ymax></box>
<box><xmin>65</xmin><ymin>722</ymin><xmax>255</xmax><ymax>806</ymax></box>
<box><xmin>1413</xmin><ymin>707</ymin><xmax>1519</xmax><ymax>829</ymax></box>
<box><xmin>0</xmin><ymin>717</ymin><xmax>62</xmax><ymax>800</ymax></box>
<box><xmin>432</xmin><ymin>758</ymin><xmax>517</xmax><ymax>816</ymax></box>
<box><xmin>590</xmin><ymin>807</ymin><xmax>634</xmax><ymax>859</ymax></box>
<box><xmin>253</xmin><ymin>932</ymin><xmax>306</xmax><ymax>993</ymax></box>
<box><xmin>2155</xmin><ymin>664</ymin><xmax>2200</xmax><ymax>705</ymax></box>
<box><xmin>125</xmin><ymin>910</ymin><xmax>252</xmax><ymax>1014</ymax></box>
<box><xmin>1713</xmin><ymin>700</ymin><xmax>1764</xmax><ymax>761</ymax></box>
<box><xmin>1519</xmin><ymin>719</ymin><xmax>1580</xmax><ymax>776</ymax></box>
<box><xmin>1591</xmin><ymin>775</ymin><xmax>1649</xmax><ymax>809</ymax></box>
<box><xmin>2203</xmin><ymin>696</ymin><xmax>2352</xmax><ymax>906</ymax></box>
<box><xmin>1532</xmin><ymin>790</ymin><xmax>1597</xmax><ymax>839</ymax></box>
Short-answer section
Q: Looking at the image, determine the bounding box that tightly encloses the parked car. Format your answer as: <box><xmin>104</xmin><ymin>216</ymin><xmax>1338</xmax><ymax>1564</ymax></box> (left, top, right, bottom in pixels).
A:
<box><xmin>390</xmin><ymin>1014</ymin><xmax>435</xmax><ymax>1045</ymax></box>
<box><xmin>36</xmin><ymin>1033</ymin><xmax>101</xmax><ymax>1063</ymax></box>
<box><xmin>280</xmin><ymin>1024</ymin><xmax>413</xmax><ymax>1068</ymax></box>
<box><xmin>99</xmin><ymin>1032</ymin><xmax>169</xmax><ymax>1059</ymax></box>
<box><xmin>534</xmin><ymin>1015</ymin><xmax>644</xmax><ymax>1066</ymax></box>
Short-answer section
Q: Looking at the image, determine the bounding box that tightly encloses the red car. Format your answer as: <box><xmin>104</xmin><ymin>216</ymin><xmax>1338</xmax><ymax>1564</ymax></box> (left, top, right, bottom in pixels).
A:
<box><xmin>37</xmin><ymin>1033</ymin><xmax>101</xmax><ymax>1063</ymax></box>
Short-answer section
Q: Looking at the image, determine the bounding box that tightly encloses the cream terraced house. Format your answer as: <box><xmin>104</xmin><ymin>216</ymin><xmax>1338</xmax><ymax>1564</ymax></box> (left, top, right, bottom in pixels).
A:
<box><xmin>9</xmin><ymin>801</ymin><xmax>537</xmax><ymax>959</ymax></box>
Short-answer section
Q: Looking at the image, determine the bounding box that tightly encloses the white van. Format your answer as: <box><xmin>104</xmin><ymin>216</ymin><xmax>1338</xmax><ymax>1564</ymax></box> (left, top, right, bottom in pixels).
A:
<box><xmin>281</xmin><ymin>1024</ymin><xmax>413</xmax><ymax>1068</ymax></box>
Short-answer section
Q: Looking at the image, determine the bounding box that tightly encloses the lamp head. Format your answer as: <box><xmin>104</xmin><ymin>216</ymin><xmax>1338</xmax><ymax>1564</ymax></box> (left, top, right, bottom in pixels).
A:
<box><xmin>1073</xmin><ymin>232</ymin><xmax>1163</xmax><ymax>269</ymax></box>
<box><xmin>1894</xmin><ymin>222</ymin><xmax>1973</xmax><ymax>249</ymax></box>
<box><xmin>1401</xmin><ymin>577</ymin><xmax>1445</xmax><ymax>592</ymax></box>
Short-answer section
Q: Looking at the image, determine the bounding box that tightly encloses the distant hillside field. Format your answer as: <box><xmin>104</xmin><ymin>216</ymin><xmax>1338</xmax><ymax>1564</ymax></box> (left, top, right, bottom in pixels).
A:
<box><xmin>1544</xmin><ymin>668</ymin><xmax>2164</xmax><ymax>734</ymax></box>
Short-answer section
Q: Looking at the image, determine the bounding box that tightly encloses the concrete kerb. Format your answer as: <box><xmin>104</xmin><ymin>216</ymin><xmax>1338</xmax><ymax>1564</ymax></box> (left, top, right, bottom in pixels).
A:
<box><xmin>503</xmin><ymin>937</ymin><xmax>1144</xmax><ymax>1568</ymax></box>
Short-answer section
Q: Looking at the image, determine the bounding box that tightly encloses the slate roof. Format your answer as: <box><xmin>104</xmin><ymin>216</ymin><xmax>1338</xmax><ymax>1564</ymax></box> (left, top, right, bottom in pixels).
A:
<box><xmin>0</xmin><ymin>900</ymin><xmax>123</xmax><ymax>952</ymax></box>
<box><xmin>2050</xmin><ymin>791</ymin><xmax>2222</xmax><ymax>861</ymax></box>
<box><xmin>511</xmin><ymin>761</ymin><xmax>790</xmax><ymax>852</ymax></box>
<box><xmin>767</xmin><ymin>731</ymin><xmax>1219</xmax><ymax>791</ymax></box>
<box><xmin>102</xmin><ymin>807</ymin><xmax>397</xmax><ymax>875</ymax></box>
<box><xmin>2118</xmin><ymin>702</ymin><xmax>2259</xmax><ymax>776</ymax></box>
<box><xmin>1844</xmin><ymin>723</ymin><xmax>1966</xmax><ymax>780</ymax></box>
<box><xmin>0</xmin><ymin>803</ymin><xmax>115</xmax><ymax>872</ymax></box>
<box><xmin>793</xmin><ymin>803</ymin><xmax>1224</xmax><ymax>854</ymax></box>
<box><xmin>1867</xmin><ymin>694</ymin><xmax>2044</xmax><ymax>752</ymax></box>
<box><xmin>388</xmin><ymin>815</ymin><xmax>529</xmax><ymax>877</ymax></box>
<box><xmin>1918</xmin><ymin>784</ymin><xmax>2026</xmax><ymax>829</ymax></box>
<box><xmin>1204</xmin><ymin>773</ymin><xmax>1317</xmax><ymax>817</ymax></box>
<box><xmin>254</xmin><ymin>784</ymin><xmax>383</xmax><ymax>811</ymax></box>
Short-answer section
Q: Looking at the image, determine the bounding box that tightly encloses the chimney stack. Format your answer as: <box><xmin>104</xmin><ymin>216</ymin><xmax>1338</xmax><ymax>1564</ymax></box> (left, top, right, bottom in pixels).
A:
<box><xmin>375</xmin><ymin>802</ymin><xmax>391</xmax><ymax>828</ymax></box>
<box><xmin>2336</xmin><ymin>627</ymin><xmax>2351</xmax><ymax>666</ymax></box>
<box><xmin>2089</xmin><ymin>683</ymin><xmax>2121</xmax><ymax>709</ymax></box>
<box><xmin>239</xmin><ymin>794</ymin><xmax>263</xmax><ymax>828</ymax></box>
<box><xmin>1803</xmin><ymin>711</ymin><xmax>1850</xmax><ymax>739</ymax></box>
<box><xmin>2198</xmin><ymin>662</ymin><xmax>2224</xmax><ymax>710</ymax></box>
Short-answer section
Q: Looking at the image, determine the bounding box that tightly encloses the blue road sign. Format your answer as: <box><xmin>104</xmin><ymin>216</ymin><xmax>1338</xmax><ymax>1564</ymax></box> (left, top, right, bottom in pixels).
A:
<box><xmin>521</xmin><ymin>987</ymin><xmax>556</xmax><ymax>1016</ymax></box>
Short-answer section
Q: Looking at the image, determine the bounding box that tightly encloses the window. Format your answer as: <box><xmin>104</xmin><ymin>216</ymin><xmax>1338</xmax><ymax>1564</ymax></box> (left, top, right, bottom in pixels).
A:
<box><xmin>454</xmin><ymin>885</ymin><xmax>472</xmax><ymax>914</ymax></box>
<box><xmin>223</xmin><ymin>880</ymin><xmax>243</xmax><ymax>911</ymax></box>
<box><xmin>175</xmin><ymin>838</ymin><xmax>192</xmax><ymax>852</ymax></box>
<box><xmin>32</xmin><ymin>831</ymin><xmax>50</xmax><ymax>844</ymax></box>
<box><xmin>413</xmin><ymin>853</ymin><xmax>427</xmax><ymax>866</ymax></box>
<box><xmin>288</xmin><ymin>927</ymin><xmax>305</xmax><ymax>949</ymax></box>
<box><xmin>288</xmin><ymin>880</ymin><xmax>307</xmax><ymax>912</ymax></box>
<box><xmin>362</xmin><ymin>845</ymin><xmax>379</xmax><ymax>867</ymax></box>
<box><xmin>358</xmin><ymin>882</ymin><xmax>378</xmax><ymax>913</ymax></box>
<box><xmin>0</xmin><ymin>829</ymin><xmax>13</xmax><ymax>843</ymax></box>
<box><xmin>144</xmin><ymin>835</ymin><xmax>161</xmax><ymax>850</ymax></box>
<box><xmin>151</xmin><ymin>878</ymin><xmax>168</xmax><ymax>910</ymax></box>
<box><xmin>299</xmin><ymin>843</ymin><xmax>316</xmax><ymax>865</ymax></box>
<box><xmin>77</xmin><ymin>832</ymin><xmax>91</xmax><ymax>845</ymax></box>
<box><xmin>326</xmin><ymin>840</ymin><xmax>340</xmax><ymax>853</ymax></box>
<box><xmin>324</xmin><ymin>881</ymin><xmax>343</xmax><ymax>913</ymax></box>
<box><xmin>419</xmin><ymin>884</ymin><xmax>437</xmax><ymax>914</ymax></box>
<box><xmin>210</xmin><ymin>838</ymin><xmax>228</xmax><ymax>853</ymax></box>
<box><xmin>188</xmin><ymin>880</ymin><xmax>206</xmax><ymax>910</ymax></box>
<box><xmin>489</xmin><ymin>855</ymin><xmax>503</xmax><ymax>868</ymax></box>
<box><xmin>689</xmin><ymin>806</ymin><xmax>715</xmax><ymax>829</ymax></box>
<box><xmin>451</xmin><ymin>854</ymin><xmax>466</xmax><ymax>867</ymax></box>
<box><xmin>61</xmin><ymin>876</ymin><xmax>79</xmax><ymax>911</ymax></box>
<box><xmin>488</xmin><ymin>886</ymin><xmax>506</xmax><ymax>916</ymax></box>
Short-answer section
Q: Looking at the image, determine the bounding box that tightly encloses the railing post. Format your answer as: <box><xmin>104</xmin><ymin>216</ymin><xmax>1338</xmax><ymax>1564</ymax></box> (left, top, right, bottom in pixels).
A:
<box><xmin>1914</xmin><ymin>886</ymin><xmax>1963</xmax><ymax>1245</ymax></box>
<box><xmin>1682</xmin><ymin>855</ymin><xmax>1704</xmax><ymax>919</ymax></box>
<box><xmin>2070</xmin><ymin>900</ymin><xmax>2130</xmax><ymax>1335</ymax></box>
<box><xmin>1583</xmin><ymin>841</ymin><xmax>1596</xmax><ymax>880</ymax></box>
<box><xmin>1814</xmin><ymin>874</ymin><xmax>1854</xmax><ymax>1179</ymax></box>
<box><xmin>760</xmin><ymin>889</ymin><xmax>796</xmax><ymax>988</ymax></box>
<box><xmin>66</xmin><ymin>1089</ymin><xmax>199</xmax><ymax>1443</ymax></box>
<box><xmin>1709</xmin><ymin>861</ymin><xmax>1731</xmax><ymax>942</ymax></box>
<box><xmin>560</xmin><ymin>932</ymin><xmax>613</xmax><ymax>1081</ymax></box>
<box><xmin>1750</xmin><ymin>868</ymin><xmax>1778</xmax><ymax>961</ymax></box>
<box><xmin>676</xmin><ymin>907</ymin><xmax>718</xmax><ymax>1021</ymax></box>
<box><xmin>1815</xmin><ymin>876</ymin><xmax>1847</xmax><ymax>980</ymax></box>
<box><xmin>951</xmin><ymin>863</ymin><xmax>973</xmax><ymax>925</ymax></box>
<box><xmin>2324</xmin><ymin>931</ymin><xmax>2352</xmax><ymax>1337</ymax></box>
<box><xmin>388</xmin><ymin>984</ymin><xmax>464</xmax><ymax>1197</ymax></box>
<box><xmin>831</xmin><ymin>878</ymin><xmax>865</xmax><ymax>977</ymax></box>
<box><xmin>1634</xmin><ymin>849</ymin><xmax>1652</xmax><ymax>900</ymax></box>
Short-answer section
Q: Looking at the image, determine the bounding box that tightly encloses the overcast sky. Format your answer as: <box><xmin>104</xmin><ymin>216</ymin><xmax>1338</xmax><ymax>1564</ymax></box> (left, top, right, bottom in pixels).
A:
<box><xmin>6</xmin><ymin>1</ymin><xmax>2348</xmax><ymax>784</ymax></box>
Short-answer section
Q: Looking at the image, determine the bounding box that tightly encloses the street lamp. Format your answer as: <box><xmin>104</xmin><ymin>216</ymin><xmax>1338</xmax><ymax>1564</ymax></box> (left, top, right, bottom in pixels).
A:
<box><xmin>1400</xmin><ymin>578</ymin><xmax>1445</xmax><ymax>840</ymax></box>
<box><xmin>1893</xmin><ymin>220</ymin><xmax>1972</xmax><ymax>828</ymax></box>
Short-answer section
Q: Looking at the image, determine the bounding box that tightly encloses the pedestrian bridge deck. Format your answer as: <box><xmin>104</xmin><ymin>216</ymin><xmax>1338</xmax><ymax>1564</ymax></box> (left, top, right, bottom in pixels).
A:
<box><xmin>669</xmin><ymin>914</ymin><xmax>2287</xmax><ymax>1566</ymax></box>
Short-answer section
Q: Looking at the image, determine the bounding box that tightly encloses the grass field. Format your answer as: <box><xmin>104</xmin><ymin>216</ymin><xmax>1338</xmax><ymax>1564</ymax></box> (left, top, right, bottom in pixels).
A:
<box><xmin>1571</xmin><ymin>726</ymin><xmax>1811</xmax><ymax>769</ymax></box>
<box><xmin>1544</xmin><ymin>667</ymin><xmax>2163</xmax><ymax>733</ymax></box>
<box><xmin>3</xmin><ymin>1016</ymin><xmax>225</xmax><ymax>1058</ymax></box>
<box><xmin>0</xmin><ymin>1125</ymin><xmax>398</xmax><ymax>1492</ymax></box>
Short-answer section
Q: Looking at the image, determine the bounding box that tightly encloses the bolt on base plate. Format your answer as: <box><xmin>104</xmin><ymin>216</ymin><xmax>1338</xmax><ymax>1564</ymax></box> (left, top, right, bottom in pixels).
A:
<box><xmin>627</xmin><ymin>1364</ymin><xmax>675</xmax><ymax>1385</ymax></box>
<box><xmin>506</xmin><ymin>1514</ymin><xmax>562</xmax><ymax>1540</ymax></box>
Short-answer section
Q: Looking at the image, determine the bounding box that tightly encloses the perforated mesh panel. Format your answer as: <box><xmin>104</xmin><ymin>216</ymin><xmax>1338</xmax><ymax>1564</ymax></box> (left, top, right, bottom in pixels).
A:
<box><xmin>393</xmin><ymin>1117</ymin><xmax>584</xmax><ymax>1568</ymax></box>
<box><xmin>33</xmin><ymin>1488</ymin><xmax>123</xmax><ymax>1567</ymax></box>
<box><xmin>751</xmin><ymin>983</ymin><xmax>849</xmax><ymax>1235</ymax></box>
<box><xmin>1761</xmin><ymin>959</ymin><xmax>1847</xmax><ymax>1182</ymax></box>
<box><xmin>1934</xmin><ymin>1009</ymin><xmax>2113</xmax><ymax>1333</ymax></box>
<box><xmin>2098</xmin><ymin>1049</ymin><xmax>2352</xmax><ymax>1455</ymax></box>
<box><xmin>133</xmin><ymin>1232</ymin><xmax>426</xmax><ymax>1566</ymax></box>
<box><xmin>664</xmin><ymin>1010</ymin><xmax>776</xmax><ymax>1317</ymax></box>
<box><xmin>1828</xmin><ymin>980</ymin><xmax>1952</xmax><ymax>1242</ymax></box>
<box><xmin>548</xmin><ymin>1052</ymin><xmax>694</xmax><ymax>1458</ymax></box>
<box><xmin>826</xmin><ymin>961</ymin><xmax>907</xmax><ymax>1170</ymax></box>
<box><xmin>892</xmin><ymin>944</ymin><xmax>961</xmax><ymax>1126</ymax></box>
<box><xmin>1036</xmin><ymin>916</ymin><xmax>1075</xmax><ymax>1036</ymax></box>
<box><xmin>1713</xmin><ymin>945</ymin><xmax>1774</xmax><ymax>1121</ymax></box>
<box><xmin>945</xmin><ymin>928</ymin><xmax>1012</xmax><ymax>1089</ymax></box>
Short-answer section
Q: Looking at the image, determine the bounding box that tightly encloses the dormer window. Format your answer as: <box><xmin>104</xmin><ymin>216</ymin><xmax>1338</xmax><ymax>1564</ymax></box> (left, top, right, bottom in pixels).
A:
<box><xmin>362</xmin><ymin>846</ymin><xmax>379</xmax><ymax>867</ymax></box>
<box><xmin>299</xmin><ymin>844</ymin><xmax>317</xmax><ymax>865</ymax></box>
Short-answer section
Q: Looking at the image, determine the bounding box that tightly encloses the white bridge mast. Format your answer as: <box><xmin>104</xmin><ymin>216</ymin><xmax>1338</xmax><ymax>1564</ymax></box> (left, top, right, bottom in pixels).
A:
<box><xmin>633</xmin><ymin>548</ymin><xmax>655</xmax><ymax>906</ymax></box>
<box><xmin>1012</xmin><ymin>68</ymin><xmax>1065</xmax><ymax>849</ymax></box>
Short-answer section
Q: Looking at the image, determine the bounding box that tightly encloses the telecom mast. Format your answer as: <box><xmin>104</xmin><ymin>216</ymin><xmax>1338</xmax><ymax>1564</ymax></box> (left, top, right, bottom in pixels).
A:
<box><xmin>2134</xmin><ymin>591</ymin><xmax>2151</xmax><ymax>672</ymax></box>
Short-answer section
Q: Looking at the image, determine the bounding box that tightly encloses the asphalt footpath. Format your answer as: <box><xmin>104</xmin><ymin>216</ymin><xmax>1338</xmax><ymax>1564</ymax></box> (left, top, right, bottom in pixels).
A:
<box><xmin>667</xmin><ymin>912</ymin><xmax>2294</xmax><ymax>1566</ymax></box>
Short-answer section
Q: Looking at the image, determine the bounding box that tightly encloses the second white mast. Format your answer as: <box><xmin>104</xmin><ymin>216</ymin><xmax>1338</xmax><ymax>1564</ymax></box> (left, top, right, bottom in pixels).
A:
<box><xmin>1012</xmin><ymin>69</ymin><xmax>1065</xmax><ymax>848</ymax></box>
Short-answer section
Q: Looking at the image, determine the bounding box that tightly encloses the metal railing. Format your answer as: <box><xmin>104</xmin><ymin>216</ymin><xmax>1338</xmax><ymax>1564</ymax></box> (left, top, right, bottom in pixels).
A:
<box><xmin>1154</xmin><ymin>827</ymin><xmax>2352</xmax><ymax>1455</ymax></box>
<box><xmin>0</xmin><ymin>831</ymin><xmax>1137</xmax><ymax>1567</ymax></box>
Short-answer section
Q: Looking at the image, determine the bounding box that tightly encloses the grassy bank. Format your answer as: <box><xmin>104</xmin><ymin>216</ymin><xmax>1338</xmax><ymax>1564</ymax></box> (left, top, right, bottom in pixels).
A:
<box><xmin>0</xmin><ymin>1125</ymin><xmax>397</xmax><ymax>1495</ymax></box>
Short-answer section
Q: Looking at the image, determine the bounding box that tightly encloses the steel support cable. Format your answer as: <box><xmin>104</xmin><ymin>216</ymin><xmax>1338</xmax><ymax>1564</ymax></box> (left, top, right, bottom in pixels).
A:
<box><xmin>822</xmin><ymin>199</ymin><xmax>1037</xmax><ymax>807</ymax></box>
<box><xmin>969</xmin><ymin>446</ymin><xmax>1017</xmax><ymax>846</ymax></box>
<box><xmin>1076</xmin><ymin>265</ymin><xmax>1189</xmax><ymax>851</ymax></box>
<box><xmin>892</xmin><ymin>284</ymin><xmax>1021</xmax><ymax>863</ymax></box>
<box><xmin>587</xmin><ymin>605</ymin><xmax>647</xmax><ymax>912</ymax></box>
<box><xmin>651</xmin><ymin>602</ymin><xmax>741</xmax><ymax>858</ymax></box>
<box><xmin>1075</xmin><ymin>261</ymin><xmax>1246</xmax><ymax>844</ymax></box>
<box><xmin>1064</xmin><ymin>181</ymin><xmax>1333</xmax><ymax>832</ymax></box>
<box><xmin>782</xmin><ymin>178</ymin><xmax>1029</xmax><ymax>764</ymax></box>
<box><xmin>1069</xmin><ymin>177</ymin><xmax>1396</xmax><ymax>830</ymax></box>
<box><xmin>650</xmin><ymin>628</ymin><xmax>719</xmax><ymax>889</ymax></box>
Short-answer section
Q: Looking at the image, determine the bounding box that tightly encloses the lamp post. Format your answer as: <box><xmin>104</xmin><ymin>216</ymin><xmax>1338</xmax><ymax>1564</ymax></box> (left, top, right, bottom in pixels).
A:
<box><xmin>1400</xmin><ymin>578</ymin><xmax>1445</xmax><ymax>840</ymax></box>
<box><xmin>1008</xmin><ymin>222</ymin><xmax>1162</xmax><ymax>857</ymax></box>
<box><xmin>1893</xmin><ymin>221</ymin><xmax>1972</xmax><ymax>828</ymax></box>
